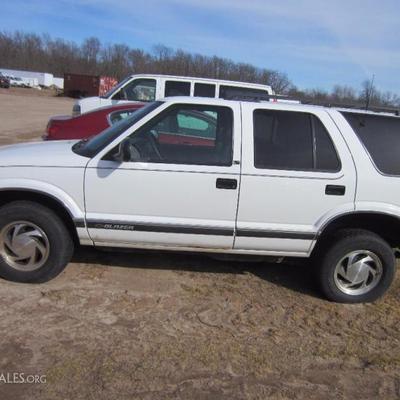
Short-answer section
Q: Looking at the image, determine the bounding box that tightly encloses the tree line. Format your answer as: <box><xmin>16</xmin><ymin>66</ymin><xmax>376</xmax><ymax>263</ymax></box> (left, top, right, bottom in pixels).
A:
<box><xmin>0</xmin><ymin>31</ymin><xmax>399</xmax><ymax>108</ymax></box>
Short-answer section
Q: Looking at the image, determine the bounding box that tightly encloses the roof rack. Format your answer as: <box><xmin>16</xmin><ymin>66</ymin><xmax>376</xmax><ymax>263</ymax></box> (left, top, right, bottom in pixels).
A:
<box><xmin>222</xmin><ymin>94</ymin><xmax>400</xmax><ymax>116</ymax></box>
<box><xmin>301</xmin><ymin>100</ymin><xmax>400</xmax><ymax>116</ymax></box>
<box><xmin>225</xmin><ymin>93</ymin><xmax>300</xmax><ymax>103</ymax></box>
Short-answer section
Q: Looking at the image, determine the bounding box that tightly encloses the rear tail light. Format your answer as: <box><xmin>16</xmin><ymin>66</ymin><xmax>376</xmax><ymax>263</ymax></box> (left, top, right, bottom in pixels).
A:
<box><xmin>46</xmin><ymin>122</ymin><xmax>60</xmax><ymax>139</ymax></box>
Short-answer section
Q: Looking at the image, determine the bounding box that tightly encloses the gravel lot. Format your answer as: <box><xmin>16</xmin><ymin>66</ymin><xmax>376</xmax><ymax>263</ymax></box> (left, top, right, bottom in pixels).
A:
<box><xmin>0</xmin><ymin>89</ymin><xmax>399</xmax><ymax>399</ymax></box>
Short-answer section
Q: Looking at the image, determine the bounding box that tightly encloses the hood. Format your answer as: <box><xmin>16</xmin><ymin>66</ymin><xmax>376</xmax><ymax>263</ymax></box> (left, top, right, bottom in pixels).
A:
<box><xmin>0</xmin><ymin>140</ymin><xmax>89</xmax><ymax>168</ymax></box>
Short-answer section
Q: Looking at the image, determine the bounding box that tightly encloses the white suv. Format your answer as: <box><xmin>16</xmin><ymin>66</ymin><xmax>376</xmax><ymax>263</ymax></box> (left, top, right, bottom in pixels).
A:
<box><xmin>0</xmin><ymin>97</ymin><xmax>398</xmax><ymax>303</ymax></box>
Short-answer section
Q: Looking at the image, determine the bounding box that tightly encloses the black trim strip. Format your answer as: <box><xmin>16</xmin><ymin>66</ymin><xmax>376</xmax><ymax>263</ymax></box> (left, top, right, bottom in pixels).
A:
<box><xmin>84</xmin><ymin>219</ymin><xmax>315</xmax><ymax>240</ymax></box>
<box><xmin>236</xmin><ymin>229</ymin><xmax>315</xmax><ymax>240</ymax></box>
<box><xmin>86</xmin><ymin>220</ymin><xmax>233</xmax><ymax>236</ymax></box>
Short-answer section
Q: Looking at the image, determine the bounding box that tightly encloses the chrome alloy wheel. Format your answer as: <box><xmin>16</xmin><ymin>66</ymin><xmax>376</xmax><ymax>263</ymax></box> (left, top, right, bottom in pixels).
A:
<box><xmin>0</xmin><ymin>221</ymin><xmax>50</xmax><ymax>271</ymax></box>
<box><xmin>334</xmin><ymin>250</ymin><xmax>383</xmax><ymax>296</ymax></box>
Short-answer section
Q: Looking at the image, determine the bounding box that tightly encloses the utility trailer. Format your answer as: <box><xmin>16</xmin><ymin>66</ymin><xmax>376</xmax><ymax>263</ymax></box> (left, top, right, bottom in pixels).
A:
<box><xmin>64</xmin><ymin>73</ymin><xmax>118</xmax><ymax>98</ymax></box>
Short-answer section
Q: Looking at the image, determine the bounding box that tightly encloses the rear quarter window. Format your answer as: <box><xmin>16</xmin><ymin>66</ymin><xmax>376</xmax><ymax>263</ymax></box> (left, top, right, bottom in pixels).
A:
<box><xmin>341</xmin><ymin>112</ymin><xmax>400</xmax><ymax>175</ymax></box>
<box><xmin>220</xmin><ymin>86</ymin><xmax>270</xmax><ymax>101</ymax></box>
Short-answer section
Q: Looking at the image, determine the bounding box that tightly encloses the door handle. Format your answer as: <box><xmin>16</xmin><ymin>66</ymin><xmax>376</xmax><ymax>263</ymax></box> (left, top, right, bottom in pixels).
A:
<box><xmin>325</xmin><ymin>185</ymin><xmax>346</xmax><ymax>196</ymax></box>
<box><xmin>216</xmin><ymin>178</ymin><xmax>237</xmax><ymax>190</ymax></box>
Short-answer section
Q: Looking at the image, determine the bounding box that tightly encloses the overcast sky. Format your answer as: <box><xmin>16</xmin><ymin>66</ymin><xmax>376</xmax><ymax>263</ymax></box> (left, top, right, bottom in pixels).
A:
<box><xmin>2</xmin><ymin>0</ymin><xmax>399</xmax><ymax>93</ymax></box>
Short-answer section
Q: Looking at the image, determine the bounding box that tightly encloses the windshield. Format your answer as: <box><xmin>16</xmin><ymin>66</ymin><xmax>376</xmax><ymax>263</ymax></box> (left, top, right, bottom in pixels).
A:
<box><xmin>102</xmin><ymin>76</ymin><xmax>132</xmax><ymax>98</ymax></box>
<box><xmin>73</xmin><ymin>101</ymin><xmax>163</xmax><ymax>158</ymax></box>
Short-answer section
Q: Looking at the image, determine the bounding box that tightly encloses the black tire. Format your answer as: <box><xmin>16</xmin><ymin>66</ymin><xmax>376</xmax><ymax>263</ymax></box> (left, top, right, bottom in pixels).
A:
<box><xmin>0</xmin><ymin>201</ymin><xmax>74</xmax><ymax>283</ymax></box>
<box><xmin>316</xmin><ymin>229</ymin><xmax>395</xmax><ymax>303</ymax></box>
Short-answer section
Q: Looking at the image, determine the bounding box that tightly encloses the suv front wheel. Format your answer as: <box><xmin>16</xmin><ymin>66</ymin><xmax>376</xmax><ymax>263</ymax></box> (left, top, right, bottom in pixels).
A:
<box><xmin>0</xmin><ymin>201</ymin><xmax>73</xmax><ymax>283</ymax></box>
<box><xmin>317</xmin><ymin>229</ymin><xmax>396</xmax><ymax>303</ymax></box>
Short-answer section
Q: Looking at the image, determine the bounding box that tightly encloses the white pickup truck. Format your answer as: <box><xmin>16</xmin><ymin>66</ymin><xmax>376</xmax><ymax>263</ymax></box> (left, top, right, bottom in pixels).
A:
<box><xmin>0</xmin><ymin>97</ymin><xmax>399</xmax><ymax>303</ymax></box>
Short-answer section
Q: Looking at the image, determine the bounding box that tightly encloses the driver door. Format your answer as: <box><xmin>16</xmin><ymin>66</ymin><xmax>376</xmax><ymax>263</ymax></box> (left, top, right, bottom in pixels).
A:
<box><xmin>84</xmin><ymin>102</ymin><xmax>241</xmax><ymax>250</ymax></box>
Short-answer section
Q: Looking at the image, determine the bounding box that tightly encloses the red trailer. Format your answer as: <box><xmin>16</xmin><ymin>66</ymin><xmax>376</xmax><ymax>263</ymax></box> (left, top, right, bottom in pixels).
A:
<box><xmin>63</xmin><ymin>73</ymin><xmax>118</xmax><ymax>98</ymax></box>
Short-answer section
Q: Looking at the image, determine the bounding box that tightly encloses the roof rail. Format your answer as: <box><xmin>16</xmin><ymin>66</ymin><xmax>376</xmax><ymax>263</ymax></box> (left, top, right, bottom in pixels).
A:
<box><xmin>224</xmin><ymin>93</ymin><xmax>299</xmax><ymax>103</ymax></box>
<box><xmin>220</xmin><ymin>94</ymin><xmax>400</xmax><ymax>116</ymax></box>
<box><xmin>301</xmin><ymin>100</ymin><xmax>400</xmax><ymax>116</ymax></box>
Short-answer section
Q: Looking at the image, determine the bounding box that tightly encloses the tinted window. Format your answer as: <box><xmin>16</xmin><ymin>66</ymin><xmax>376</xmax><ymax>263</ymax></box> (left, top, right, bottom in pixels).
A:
<box><xmin>254</xmin><ymin>110</ymin><xmax>340</xmax><ymax>172</ymax></box>
<box><xmin>113</xmin><ymin>78</ymin><xmax>156</xmax><ymax>101</ymax></box>
<box><xmin>313</xmin><ymin>116</ymin><xmax>341</xmax><ymax>171</ymax></box>
<box><xmin>124</xmin><ymin>105</ymin><xmax>233</xmax><ymax>166</ymax></box>
<box><xmin>220</xmin><ymin>85</ymin><xmax>270</xmax><ymax>101</ymax></box>
<box><xmin>341</xmin><ymin>112</ymin><xmax>400</xmax><ymax>175</ymax></box>
<box><xmin>194</xmin><ymin>83</ymin><xmax>216</xmax><ymax>97</ymax></box>
<box><xmin>165</xmin><ymin>81</ymin><xmax>191</xmax><ymax>97</ymax></box>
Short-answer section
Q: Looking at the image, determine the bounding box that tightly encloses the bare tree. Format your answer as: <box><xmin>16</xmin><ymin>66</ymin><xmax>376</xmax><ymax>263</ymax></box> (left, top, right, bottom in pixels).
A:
<box><xmin>0</xmin><ymin>30</ymin><xmax>399</xmax><ymax>108</ymax></box>
<box><xmin>360</xmin><ymin>76</ymin><xmax>377</xmax><ymax>109</ymax></box>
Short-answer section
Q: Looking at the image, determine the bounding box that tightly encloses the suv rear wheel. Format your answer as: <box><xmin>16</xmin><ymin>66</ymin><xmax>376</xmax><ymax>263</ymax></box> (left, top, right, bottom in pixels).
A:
<box><xmin>0</xmin><ymin>201</ymin><xmax>73</xmax><ymax>283</ymax></box>
<box><xmin>317</xmin><ymin>229</ymin><xmax>396</xmax><ymax>303</ymax></box>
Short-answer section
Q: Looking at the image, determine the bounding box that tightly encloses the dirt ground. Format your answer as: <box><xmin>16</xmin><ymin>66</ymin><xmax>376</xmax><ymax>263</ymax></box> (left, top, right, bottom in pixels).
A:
<box><xmin>0</xmin><ymin>88</ymin><xmax>73</xmax><ymax>145</ymax></box>
<box><xmin>0</xmin><ymin>88</ymin><xmax>399</xmax><ymax>400</ymax></box>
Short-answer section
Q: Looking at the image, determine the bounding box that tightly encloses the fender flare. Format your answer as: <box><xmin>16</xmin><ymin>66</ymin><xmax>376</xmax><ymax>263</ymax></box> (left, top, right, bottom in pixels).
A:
<box><xmin>0</xmin><ymin>179</ymin><xmax>84</xmax><ymax>221</ymax></box>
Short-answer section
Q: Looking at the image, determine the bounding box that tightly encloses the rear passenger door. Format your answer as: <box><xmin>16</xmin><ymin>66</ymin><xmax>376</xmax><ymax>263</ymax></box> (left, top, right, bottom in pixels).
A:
<box><xmin>235</xmin><ymin>103</ymin><xmax>356</xmax><ymax>256</ymax></box>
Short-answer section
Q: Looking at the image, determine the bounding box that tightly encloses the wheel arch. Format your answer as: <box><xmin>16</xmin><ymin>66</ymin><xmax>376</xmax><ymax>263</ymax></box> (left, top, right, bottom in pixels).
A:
<box><xmin>0</xmin><ymin>188</ymin><xmax>84</xmax><ymax>245</ymax></box>
<box><xmin>314</xmin><ymin>211</ymin><xmax>400</xmax><ymax>251</ymax></box>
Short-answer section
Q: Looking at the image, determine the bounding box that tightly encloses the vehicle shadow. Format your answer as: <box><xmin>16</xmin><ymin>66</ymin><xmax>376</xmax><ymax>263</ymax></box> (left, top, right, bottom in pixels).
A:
<box><xmin>72</xmin><ymin>246</ymin><xmax>322</xmax><ymax>299</ymax></box>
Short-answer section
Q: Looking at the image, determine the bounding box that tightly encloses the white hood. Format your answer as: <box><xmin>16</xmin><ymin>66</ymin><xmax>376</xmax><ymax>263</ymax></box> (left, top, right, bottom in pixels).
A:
<box><xmin>0</xmin><ymin>140</ymin><xmax>89</xmax><ymax>167</ymax></box>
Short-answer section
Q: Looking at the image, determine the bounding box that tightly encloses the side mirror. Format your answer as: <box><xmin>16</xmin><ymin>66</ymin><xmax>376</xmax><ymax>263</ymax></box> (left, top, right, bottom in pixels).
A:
<box><xmin>113</xmin><ymin>138</ymin><xmax>131</xmax><ymax>163</ymax></box>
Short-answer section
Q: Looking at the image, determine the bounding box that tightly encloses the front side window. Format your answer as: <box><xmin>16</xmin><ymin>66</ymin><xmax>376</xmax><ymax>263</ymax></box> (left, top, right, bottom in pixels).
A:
<box><xmin>253</xmin><ymin>109</ymin><xmax>340</xmax><ymax>172</ymax></box>
<box><xmin>121</xmin><ymin>105</ymin><xmax>233</xmax><ymax>166</ymax></box>
<box><xmin>113</xmin><ymin>78</ymin><xmax>156</xmax><ymax>101</ymax></box>
<box><xmin>164</xmin><ymin>81</ymin><xmax>191</xmax><ymax>97</ymax></box>
<box><xmin>341</xmin><ymin>112</ymin><xmax>400</xmax><ymax>175</ymax></box>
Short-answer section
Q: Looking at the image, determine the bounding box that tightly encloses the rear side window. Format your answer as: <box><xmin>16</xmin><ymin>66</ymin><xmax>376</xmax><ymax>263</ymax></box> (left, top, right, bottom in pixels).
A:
<box><xmin>253</xmin><ymin>110</ymin><xmax>340</xmax><ymax>172</ymax></box>
<box><xmin>194</xmin><ymin>83</ymin><xmax>216</xmax><ymax>97</ymax></box>
<box><xmin>164</xmin><ymin>81</ymin><xmax>191</xmax><ymax>97</ymax></box>
<box><xmin>220</xmin><ymin>86</ymin><xmax>270</xmax><ymax>101</ymax></box>
<box><xmin>341</xmin><ymin>112</ymin><xmax>400</xmax><ymax>175</ymax></box>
